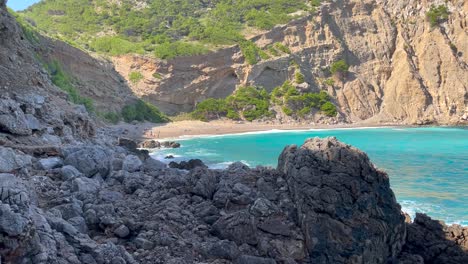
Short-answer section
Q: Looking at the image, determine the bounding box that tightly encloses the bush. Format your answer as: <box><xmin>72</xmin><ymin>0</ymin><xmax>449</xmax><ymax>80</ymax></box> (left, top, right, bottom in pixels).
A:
<box><xmin>320</xmin><ymin>101</ymin><xmax>337</xmax><ymax>117</ymax></box>
<box><xmin>90</xmin><ymin>36</ymin><xmax>144</xmax><ymax>55</ymax></box>
<box><xmin>154</xmin><ymin>41</ymin><xmax>209</xmax><ymax>60</ymax></box>
<box><xmin>191</xmin><ymin>98</ymin><xmax>228</xmax><ymax>121</ymax></box>
<box><xmin>274</xmin><ymin>43</ymin><xmax>291</xmax><ymax>54</ymax></box>
<box><xmin>295</xmin><ymin>72</ymin><xmax>305</xmax><ymax>84</ymax></box>
<box><xmin>239</xmin><ymin>40</ymin><xmax>261</xmax><ymax>65</ymax></box>
<box><xmin>330</xmin><ymin>59</ymin><xmax>349</xmax><ymax>75</ymax></box>
<box><xmin>129</xmin><ymin>72</ymin><xmax>144</xmax><ymax>84</ymax></box>
<box><xmin>46</xmin><ymin>60</ymin><xmax>95</xmax><ymax>113</ymax></box>
<box><xmin>323</xmin><ymin>78</ymin><xmax>335</xmax><ymax>86</ymax></box>
<box><xmin>426</xmin><ymin>5</ymin><xmax>449</xmax><ymax>27</ymax></box>
<box><xmin>283</xmin><ymin>106</ymin><xmax>293</xmax><ymax>116</ymax></box>
<box><xmin>121</xmin><ymin>100</ymin><xmax>169</xmax><ymax>123</ymax></box>
<box><xmin>102</xmin><ymin>112</ymin><xmax>121</xmax><ymax>124</ymax></box>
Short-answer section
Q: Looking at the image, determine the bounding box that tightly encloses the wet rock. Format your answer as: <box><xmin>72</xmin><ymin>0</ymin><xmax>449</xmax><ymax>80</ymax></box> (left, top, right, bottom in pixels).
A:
<box><xmin>169</xmin><ymin>159</ymin><xmax>207</xmax><ymax>170</ymax></box>
<box><xmin>139</xmin><ymin>140</ymin><xmax>160</xmax><ymax>149</ymax></box>
<box><xmin>165</xmin><ymin>155</ymin><xmax>174</xmax><ymax>159</ymax></box>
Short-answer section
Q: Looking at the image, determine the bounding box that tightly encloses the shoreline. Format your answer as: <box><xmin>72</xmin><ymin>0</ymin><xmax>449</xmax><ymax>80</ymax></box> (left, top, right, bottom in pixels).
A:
<box><xmin>112</xmin><ymin>120</ymin><xmax>416</xmax><ymax>141</ymax></box>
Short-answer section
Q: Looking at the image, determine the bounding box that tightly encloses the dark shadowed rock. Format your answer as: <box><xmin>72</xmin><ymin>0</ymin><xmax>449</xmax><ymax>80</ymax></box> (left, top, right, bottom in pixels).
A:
<box><xmin>278</xmin><ymin>137</ymin><xmax>406</xmax><ymax>263</ymax></box>
<box><xmin>235</xmin><ymin>255</ymin><xmax>277</xmax><ymax>264</ymax></box>
<box><xmin>400</xmin><ymin>213</ymin><xmax>468</xmax><ymax>264</ymax></box>
<box><xmin>169</xmin><ymin>159</ymin><xmax>207</xmax><ymax>170</ymax></box>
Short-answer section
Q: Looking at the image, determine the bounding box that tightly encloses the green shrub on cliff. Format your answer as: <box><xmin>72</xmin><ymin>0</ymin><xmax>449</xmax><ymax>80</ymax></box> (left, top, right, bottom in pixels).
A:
<box><xmin>295</xmin><ymin>72</ymin><xmax>305</xmax><ymax>84</ymax></box>
<box><xmin>129</xmin><ymin>72</ymin><xmax>144</xmax><ymax>84</ymax></box>
<box><xmin>90</xmin><ymin>36</ymin><xmax>144</xmax><ymax>55</ymax></box>
<box><xmin>46</xmin><ymin>60</ymin><xmax>95</xmax><ymax>113</ymax></box>
<box><xmin>154</xmin><ymin>41</ymin><xmax>209</xmax><ymax>60</ymax></box>
<box><xmin>330</xmin><ymin>59</ymin><xmax>349</xmax><ymax>75</ymax></box>
<box><xmin>320</xmin><ymin>101</ymin><xmax>337</xmax><ymax>117</ymax></box>
<box><xmin>239</xmin><ymin>40</ymin><xmax>262</xmax><ymax>65</ymax></box>
<box><xmin>191</xmin><ymin>98</ymin><xmax>228</xmax><ymax>121</ymax></box>
<box><xmin>426</xmin><ymin>5</ymin><xmax>449</xmax><ymax>27</ymax></box>
<box><xmin>121</xmin><ymin>100</ymin><xmax>169</xmax><ymax>123</ymax></box>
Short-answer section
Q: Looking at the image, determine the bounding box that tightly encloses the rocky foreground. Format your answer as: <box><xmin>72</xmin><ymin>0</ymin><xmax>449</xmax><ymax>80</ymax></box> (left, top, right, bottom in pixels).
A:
<box><xmin>1</xmin><ymin>133</ymin><xmax>467</xmax><ymax>264</ymax></box>
<box><xmin>1</xmin><ymin>1</ymin><xmax>467</xmax><ymax>263</ymax></box>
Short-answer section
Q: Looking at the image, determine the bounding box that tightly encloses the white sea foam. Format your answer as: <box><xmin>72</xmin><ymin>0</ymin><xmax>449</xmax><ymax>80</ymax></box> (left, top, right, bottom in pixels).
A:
<box><xmin>400</xmin><ymin>200</ymin><xmax>467</xmax><ymax>226</ymax></box>
<box><xmin>159</xmin><ymin>126</ymin><xmax>397</xmax><ymax>141</ymax></box>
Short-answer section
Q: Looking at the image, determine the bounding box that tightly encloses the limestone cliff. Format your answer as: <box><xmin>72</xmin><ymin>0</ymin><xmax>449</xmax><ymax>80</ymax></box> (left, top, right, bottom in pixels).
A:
<box><xmin>113</xmin><ymin>0</ymin><xmax>467</xmax><ymax>125</ymax></box>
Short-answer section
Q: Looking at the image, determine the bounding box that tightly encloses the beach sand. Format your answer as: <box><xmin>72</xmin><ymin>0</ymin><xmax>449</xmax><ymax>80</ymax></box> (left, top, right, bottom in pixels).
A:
<box><xmin>112</xmin><ymin>120</ymin><xmax>398</xmax><ymax>140</ymax></box>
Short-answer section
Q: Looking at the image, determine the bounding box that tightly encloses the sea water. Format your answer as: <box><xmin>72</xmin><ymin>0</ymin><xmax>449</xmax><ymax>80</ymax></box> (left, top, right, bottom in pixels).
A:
<box><xmin>151</xmin><ymin>127</ymin><xmax>468</xmax><ymax>225</ymax></box>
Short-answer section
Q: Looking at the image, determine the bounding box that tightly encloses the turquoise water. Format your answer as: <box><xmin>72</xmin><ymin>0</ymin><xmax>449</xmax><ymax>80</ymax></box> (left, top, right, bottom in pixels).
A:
<box><xmin>151</xmin><ymin>127</ymin><xmax>468</xmax><ymax>225</ymax></box>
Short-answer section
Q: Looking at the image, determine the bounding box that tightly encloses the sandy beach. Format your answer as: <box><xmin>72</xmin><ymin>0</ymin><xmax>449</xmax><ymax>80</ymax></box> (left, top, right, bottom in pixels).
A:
<box><xmin>112</xmin><ymin>120</ymin><xmax>399</xmax><ymax>140</ymax></box>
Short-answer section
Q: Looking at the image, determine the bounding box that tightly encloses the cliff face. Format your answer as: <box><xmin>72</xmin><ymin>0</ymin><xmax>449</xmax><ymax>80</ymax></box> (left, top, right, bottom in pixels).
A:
<box><xmin>0</xmin><ymin>3</ymin><xmax>94</xmax><ymax>145</ymax></box>
<box><xmin>113</xmin><ymin>0</ymin><xmax>467</xmax><ymax>124</ymax></box>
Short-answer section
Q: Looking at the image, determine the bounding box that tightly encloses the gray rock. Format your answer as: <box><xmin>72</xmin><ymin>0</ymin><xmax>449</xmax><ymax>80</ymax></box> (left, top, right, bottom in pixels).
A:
<box><xmin>190</xmin><ymin>168</ymin><xmax>218</xmax><ymax>199</ymax></box>
<box><xmin>114</xmin><ymin>225</ymin><xmax>130</xmax><ymax>238</ymax></box>
<box><xmin>250</xmin><ymin>198</ymin><xmax>278</xmax><ymax>217</ymax></box>
<box><xmin>0</xmin><ymin>98</ymin><xmax>31</xmax><ymax>135</ymax></box>
<box><xmin>201</xmin><ymin>240</ymin><xmax>240</xmax><ymax>260</ymax></box>
<box><xmin>0</xmin><ymin>173</ymin><xmax>30</xmax><ymax>206</ymax></box>
<box><xmin>277</xmin><ymin>137</ymin><xmax>406</xmax><ymax>263</ymax></box>
<box><xmin>25</xmin><ymin>113</ymin><xmax>41</xmax><ymax>130</ymax></box>
<box><xmin>68</xmin><ymin>216</ymin><xmax>88</xmax><ymax>233</ymax></box>
<box><xmin>212</xmin><ymin>211</ymin><xmax>258</xmax><ymax>246</ymax></box>
<box><xmin>64</xmin><ymin>146</ymin><xmax>112</xmax><ymax>178</ymax></box>
<box><xmin>134</xmin><ymin>237</ymin><xmax>154</xmax><ymax>250</ymax></box>
<box><xmin>0</xmin><ymin>147</ymin><xmax>32</xmax><ymax>173</ymax></box>
<box><xmin>0</xmin><ymin>203</ymin><xmax>28</xmax><ymax>236</ymax></box>
<box><xmin>38</xmin><ymin>157</ymin><xmax>63</xmax><ymax>170</ymax></box>
<box><xmin>142</xmin><ymin>157</ymin><xmax>166</xmax><ymax>172</ymax></box>
<box><xmin>235</xmin><ymin>255</ymin><xmax>277</xmax><ymax>264</ymax></box>
<box><xmin>122</xmin><ymin>155</ymin><xmax>142</xmax><ymax>172</ymax></box>
<box><xmin>60</xmin><ymin>165</ymin><xmax>82</xmax><ymax>181</ymax></box>
<box><xmin>72</xmin><ymin>177</ymin><xmax>101</xmax><ymax>193</ymax></box>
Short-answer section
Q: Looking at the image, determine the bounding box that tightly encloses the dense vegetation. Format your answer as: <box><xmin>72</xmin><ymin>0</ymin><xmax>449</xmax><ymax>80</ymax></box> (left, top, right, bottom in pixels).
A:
<box><xmin>191</xmin><ymin>86</ymin><xmax>271</xmax><ymax>122</ymax></box>
<box><xmin>22</xmin><ymin>0</ymin><xmax>311</xmax><ymax>59</ymax></box>
<box><xmin>192</xmin><ymin>81</ymin><xmax>337</xmax><ymax>122</ymax></box>
<box><xmin>121</xmin><ymin>100</ymin><xmax>169</xmax><ymax>123</ymax></box>
<box><xmin>426</xmin><ymin>5</ymin><xmax>449</xmax><ymax>27</ymax></box>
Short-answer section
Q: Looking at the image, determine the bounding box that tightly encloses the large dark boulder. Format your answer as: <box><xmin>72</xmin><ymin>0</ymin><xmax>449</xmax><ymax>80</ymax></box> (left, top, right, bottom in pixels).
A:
<box><xmin>278</xmin><ymin>137</ymin><xmax>406</xmax><ymax>263</ymax></box>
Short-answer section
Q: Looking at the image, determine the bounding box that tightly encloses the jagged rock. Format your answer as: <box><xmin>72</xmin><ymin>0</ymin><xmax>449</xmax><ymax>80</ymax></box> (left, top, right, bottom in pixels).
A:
<box><xmin>139</xmin><ymin>140</ymin><xmax>160</xmax><ymax>149</ymax></box>
<box><xmin>190</xmin><ymin>168</ymin><xmax>218</xmax><ymax>199</ymax></box>
<box><xmin>38</xmin><ymin>157</ymin><xmax>63</xmax><ymax>170</ymax></box>
<box><xmin>60</xmin><ymin>165</ymin><xmax>82</xmax><ymax>181</ymax></box>
<box><xmin>0</xmin><ymin>203</ymin><xmax>28</xmax><ymax>236</ymax></box>
<box><xmin>0</xmin><ymin>147</ymin><xmax>32</xmax><ymax>173</ymax></box>
<box><xmin>235</xmin><ymin>255</ymin><xmax>276</xmax><ymax>264</ymax></box>
<box><xmin>122</xmin><ymin>155</ymin><xmax>142</xmax><ymax>172</ymax></box>
<box><xmin>212</xmin><ymin>211</ymin><xmax>258</xmax><ymax>246</ymax></box>
<box><xmin>169</xmin><ymin>159</ymin><xmax>207</xmax><ymax>170</ymax></box>
<box><xmin>400</xmin><ymin>213</ymin><xmax>468</xmax><ymax>264</ymax></box>
<box><xmin>0</xmin><ymin>98</ymin><xmax>32</xmax><ymax>136</ymax></box>
<box><xmin>278</xmin><ymin>137</ymin><xmax>406</xmax><ymax>263</ymax></box>
<box><xmin>64</xmin><ymin>146</ymin><xmax>112</xmax><ymax>178</ymax></box>
<box><xmin>142</xmin><ymin>157</ymin><xmax>166</xmax><ymax>172</ymax></box>
<box><xmin>72</xmin><ymin>177</ymin><xmax>101</xmax><ymax>194</ymax></box>
<box><xmin>200</xmin><ymin>240</ymin><xmax>240</xmax><ymax>260</ymax></box>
